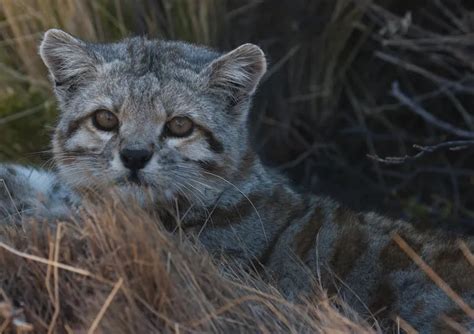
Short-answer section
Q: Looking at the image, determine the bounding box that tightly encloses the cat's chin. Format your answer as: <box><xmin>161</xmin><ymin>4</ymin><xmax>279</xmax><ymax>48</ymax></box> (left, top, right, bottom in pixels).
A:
<box><xmin>113</xmin><ymin>183</ymin><xmax>157</xmax><ymax>208</ymax></box>
<box><xmin>113</xmin><ymin>183</ymin><xmax>178</xmax><ymax>209</ymax></box>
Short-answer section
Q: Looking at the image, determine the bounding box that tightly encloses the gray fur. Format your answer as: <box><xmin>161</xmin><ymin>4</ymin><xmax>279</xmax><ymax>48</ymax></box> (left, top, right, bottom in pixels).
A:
<box><xmin>39</xmin><ymin>29</ymin><xmax>265</xmax><ymax>212</ymax></box>
<box><xmin>0</xmin><ymin>164</ymin><xmax>76</xmax><ymax>222</ymax></box>
<box><xmin>0</xmin><ymin>29</ymin><xmax>472</xmax><ymax>333</ymax></box>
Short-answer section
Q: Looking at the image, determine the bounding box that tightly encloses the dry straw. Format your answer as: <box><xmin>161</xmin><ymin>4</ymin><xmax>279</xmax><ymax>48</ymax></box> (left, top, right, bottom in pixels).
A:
<box><xmin>0</xmin><ymin>199</ymin><xmax>373</xmax><ymax>333</ymax></box>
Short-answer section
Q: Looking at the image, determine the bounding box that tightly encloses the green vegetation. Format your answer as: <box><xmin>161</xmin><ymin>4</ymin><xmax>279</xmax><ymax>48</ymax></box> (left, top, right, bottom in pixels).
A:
<box><xmin>0</xmin><ymin>87</ymin><xmax>53</xmax><ymax>163</ymax></box>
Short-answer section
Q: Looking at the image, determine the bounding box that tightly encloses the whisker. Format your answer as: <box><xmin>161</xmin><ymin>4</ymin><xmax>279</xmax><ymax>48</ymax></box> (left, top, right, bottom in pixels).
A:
<box><xmin>202</xmin><ymin>171</ymin><xmax>267</xmax><ymax>242</ymax></box>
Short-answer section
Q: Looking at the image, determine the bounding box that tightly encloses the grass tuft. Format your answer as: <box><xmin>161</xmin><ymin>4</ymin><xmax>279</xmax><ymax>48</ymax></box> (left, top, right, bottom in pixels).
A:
<box><xmin>0</xmin><ymin>199</ymin><xmax>375</xmax><ymax>333</ymax></box>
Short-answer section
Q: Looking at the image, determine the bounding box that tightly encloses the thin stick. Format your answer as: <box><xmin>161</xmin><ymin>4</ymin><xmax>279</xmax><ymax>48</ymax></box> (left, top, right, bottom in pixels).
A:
<box><xmin>367</xmin><ymin>140</ymin><xmax>474</xmax><ymax>164</ymax></box>
<box><xmin>0</xmin><ymin>241</ymin><xmax>94</xmax><ymax>278</ymax></box>
<box><xmin>394</xmin><ymin>316</ymin><xmax>418</xmax><ymax>334</ymax></box>
<box><xmin>458</xmin><ymin>241</ymin><xmax>474</xmax><ymax>267</ymax></box>
<box><xmin>393</xmin><ymin>233</ymin><xmax>474</xmax><ymax>319</ymax></box>
<box><xmin>47</xmin><ymin>224</ymin><xmax>62</xmax><ymax>334</ymax></box>
<box><xmin>391</xmin><ymin>82</ymin><xmax>474</xmax><ymax>139</ymax></box>
<box><xmin>441</xmin><ymin>315</ymin><xmax>469</xmax><ymax>333</ymax></box>
<box><xmin>87</xmin><ymin>278</ymin><xmax>123</xmax><ymax>334</ymax></box>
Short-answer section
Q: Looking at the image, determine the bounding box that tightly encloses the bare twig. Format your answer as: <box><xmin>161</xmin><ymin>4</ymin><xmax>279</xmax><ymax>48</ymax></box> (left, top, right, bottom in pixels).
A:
<box><xmin>47</xmin><ymin>224</ymin><xmax>62</xmax><ymax>334</ymax></box>
<box><xmin>87</xmin><ymin>278</ymin><xmax>123</xmax><ymax>334</ymax></box>
<box><xmin>393</xmin><ymin>233</ymin><xmax>474</xmax><ymax>319</ymax></box>
<box><xmin>441</xmin><ymin>315</ymin><xmax>470</xmax><ymax>333</ymax></box>
<box><xmin>0</xmin><ymin>241</ymin><xmax>97</xmax><ymax>279</ymax></box>
<box><xmin>368</xmin><ymin>140</ymin><xmax>474</xmax><ymax>164</ymax></box>
<box><xmin>391</xmin><ymin>82</ymin><xmax>474</xmax><ymax>139</ymax></box>
<box><xmin>394</xmin><ymin>316</ymin><xmax>418</xmax><ymax>334</ymax></box>
<box><xmin>276</xmin><ymin>143</ymin><xmax>327</xmax><ymax>170</ymax></box>
<box><xmin>376</xmin><ymin>53</ymin><xmax>473</xmax><ymax>93</ymax></box>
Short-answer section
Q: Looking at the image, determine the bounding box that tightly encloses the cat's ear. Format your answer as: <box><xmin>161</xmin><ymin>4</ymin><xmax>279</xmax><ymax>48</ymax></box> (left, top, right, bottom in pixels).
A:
<box><xmin>201</xmin><ymin>43</ymin><xmax>267</xmax><ymax>102</ymax></box>
<box><xmin>39</xmin><ymin>29</ymin><xmax>99</xmax><ymax>91</ymax></box>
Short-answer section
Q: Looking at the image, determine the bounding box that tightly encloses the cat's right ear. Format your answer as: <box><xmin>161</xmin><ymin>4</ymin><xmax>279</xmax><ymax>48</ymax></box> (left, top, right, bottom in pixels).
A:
<box><xmin>200</xmin><ymin>44</ymin><xmax>267</xmax><ymax>104</ymax></box>
<box><xmin>39</xmin><ymin>29</ymin><xmax>99</xmax><ymax>92</ymax></box>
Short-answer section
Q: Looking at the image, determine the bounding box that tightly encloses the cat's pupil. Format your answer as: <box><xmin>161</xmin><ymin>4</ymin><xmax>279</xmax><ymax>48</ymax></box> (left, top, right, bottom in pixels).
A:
<box><xmin>167</xmin><ymin>117</ymin><xmax>193</xmax><ymax>137</ymax></box>
<box><xmin>93</xmin><ymin>110</ymin><xmax>118</xmax><ymax>131</ymax></box>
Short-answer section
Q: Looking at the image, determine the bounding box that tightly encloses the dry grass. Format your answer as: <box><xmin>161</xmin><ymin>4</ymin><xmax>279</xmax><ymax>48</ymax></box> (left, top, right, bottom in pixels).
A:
<box><xmin>0</xmin><ymin>0</ymin><xmax>224</xmax><ymax>85</ymax></box>
<box><xmin>0</xmin><ymin>199</ymin><xmax>374</xmax><ymax>333</ymax></box>
<box><xmin>0</xmin><ymin>2</ymin><xmax>473</xmax><ymax>331</ymax></box>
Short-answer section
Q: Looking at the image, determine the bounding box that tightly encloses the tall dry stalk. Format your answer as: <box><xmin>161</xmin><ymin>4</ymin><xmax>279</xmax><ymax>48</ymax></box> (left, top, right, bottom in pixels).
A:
<box><xmin>0</xmin><ymin>0</ymin><xmax>99</xmax><ymax>84</ymax></box>
<box><xmin>0</xmin><ymin>0</ymin><xmax>224</xmax><ymax>87</ymax></box>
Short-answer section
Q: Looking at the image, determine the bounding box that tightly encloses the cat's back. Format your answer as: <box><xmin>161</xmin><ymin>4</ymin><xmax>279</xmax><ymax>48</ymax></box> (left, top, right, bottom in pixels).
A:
<box><xmin>266</xmin><ymin>194</ymin><xmax>474</xmax><ymax>332</ymax></box>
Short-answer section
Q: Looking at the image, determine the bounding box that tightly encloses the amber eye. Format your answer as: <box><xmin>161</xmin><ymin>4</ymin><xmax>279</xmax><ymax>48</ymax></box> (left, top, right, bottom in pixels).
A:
<box><xmin>166</xmin><ymin>116</ymin><xmax>194</xmax><ymax>137</ymax></box>
<box><xmin>92</xmin><ymin>110</ymin><xmax>118</xmax><ymax>131</ymax></box>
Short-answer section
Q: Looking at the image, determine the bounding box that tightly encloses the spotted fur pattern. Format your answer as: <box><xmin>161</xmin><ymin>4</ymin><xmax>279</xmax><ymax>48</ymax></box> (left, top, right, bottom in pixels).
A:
<box><xmin>0</xmin><ymin>29</ymin><xmax>472</xmax><ymax>332</ymax></box>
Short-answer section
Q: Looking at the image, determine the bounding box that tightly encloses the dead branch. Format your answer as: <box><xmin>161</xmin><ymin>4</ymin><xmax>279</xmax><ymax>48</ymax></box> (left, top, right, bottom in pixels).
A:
<box><xmin>368</xmin><ymin>140</ymin><xmax>474</xmax><ymax>164</ymax></box>
<box><xmin>391</xmin><ymin>81</ymin><xmax>474</xmax><ymax>139</ymax></box>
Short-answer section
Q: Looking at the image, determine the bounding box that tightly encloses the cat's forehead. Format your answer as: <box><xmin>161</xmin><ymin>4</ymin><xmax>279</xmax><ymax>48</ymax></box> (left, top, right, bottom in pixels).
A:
<box><xmin>96</xmin><ymin>37</ymin><xmax>220</xmax><ymax>75</ymax></box>
<box><xmin>99</xmin><ymin>69</ymin><xmax>162</xmax><ymax>105</ymax></box>
<box><xmin>90</xmin><ymin>40</ymin><xmax>216</xmax><ymax>116</ymax></box>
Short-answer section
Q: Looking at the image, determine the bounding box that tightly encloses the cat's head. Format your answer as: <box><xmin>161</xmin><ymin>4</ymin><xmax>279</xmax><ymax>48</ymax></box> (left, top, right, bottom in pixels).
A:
<box><xmin>39</xmin><ymin>29</ymin><xmax>266</xmax><ymax>208</ymax></box>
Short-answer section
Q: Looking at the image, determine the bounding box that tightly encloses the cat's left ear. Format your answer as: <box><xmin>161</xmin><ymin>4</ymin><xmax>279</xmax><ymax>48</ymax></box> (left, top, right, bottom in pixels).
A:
<box><xmin>201</xmin><ymin>43</ymin><xmax>267</xmax><ymax>102</ymax></box>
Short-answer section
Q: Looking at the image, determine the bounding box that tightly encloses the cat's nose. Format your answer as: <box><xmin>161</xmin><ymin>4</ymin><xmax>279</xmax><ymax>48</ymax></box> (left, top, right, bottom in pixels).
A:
<box><xmin>120</xmin><ymin>148</ymin><xmax>153</xmax><ymax>171</ymax></box>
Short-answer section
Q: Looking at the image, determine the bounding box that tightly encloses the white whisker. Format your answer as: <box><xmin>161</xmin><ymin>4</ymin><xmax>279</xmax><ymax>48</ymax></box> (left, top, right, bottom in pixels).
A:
<box><xmin>202</xmin><ymin>171</ymin><xmax>267</xmax><ymax>242</ymax></box>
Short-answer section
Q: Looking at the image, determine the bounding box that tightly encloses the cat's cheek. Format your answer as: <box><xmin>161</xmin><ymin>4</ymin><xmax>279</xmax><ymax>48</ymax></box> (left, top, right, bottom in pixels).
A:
<box><xmin>65</xmin><ymin>127</ymin><xmax>112</xmax><ymax>152</ymax></box>
<box><xmin>170</xmin><ymin>138</ymin><xmax>215</xmax><ymax>162</ymax></box>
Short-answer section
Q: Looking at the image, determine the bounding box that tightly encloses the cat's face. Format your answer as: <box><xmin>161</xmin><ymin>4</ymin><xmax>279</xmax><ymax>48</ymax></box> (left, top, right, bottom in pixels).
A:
<box><xmin>40</xmin><ymin>29</ymin><xmax>266</xmax><ymax>208</ymax></box>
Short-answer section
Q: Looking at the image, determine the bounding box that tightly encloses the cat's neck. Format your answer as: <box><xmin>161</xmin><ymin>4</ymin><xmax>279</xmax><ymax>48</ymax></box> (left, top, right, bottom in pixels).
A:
<box><xmin>179</xmin><ymin>150</ymin><xmax>307</xmax><ymax>264</ymax></box>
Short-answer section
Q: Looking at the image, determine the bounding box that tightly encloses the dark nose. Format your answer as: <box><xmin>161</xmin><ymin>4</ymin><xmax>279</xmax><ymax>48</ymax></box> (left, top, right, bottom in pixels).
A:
<box><xmin>120</xmin><ymin>148</ymin><xmax>153</xmax><ymax>171</ymax></box>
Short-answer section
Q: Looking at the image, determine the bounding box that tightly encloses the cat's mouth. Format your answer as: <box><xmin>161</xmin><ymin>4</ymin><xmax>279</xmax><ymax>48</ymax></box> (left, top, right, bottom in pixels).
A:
<box><xmin>127</xmin><ymin>171</ymin><xmax>144</xmax><ymax>185</ymax></box>
<box><xmin>116</xmin><ymin>171</ymin><xmax>149</xmax><ymax>187</ymax></box>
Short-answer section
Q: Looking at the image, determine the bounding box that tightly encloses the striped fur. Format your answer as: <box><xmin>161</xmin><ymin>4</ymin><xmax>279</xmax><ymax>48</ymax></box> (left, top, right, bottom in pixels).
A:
<box><xmin>1</xmin><ymin>30</ymin><xmax>471</xmax><ymax>333</ymax></box>
<box><xmin>185</xmin><ymin>161</ymin><xmax>474</xmax><ymax>332</ymax></box>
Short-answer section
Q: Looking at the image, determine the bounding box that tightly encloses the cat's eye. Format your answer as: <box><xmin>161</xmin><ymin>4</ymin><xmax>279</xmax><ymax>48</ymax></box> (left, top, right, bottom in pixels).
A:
<box><xmin>166</xmin><ymin>116</ymin><xmax>194</xmax><ymax>137</ymax></box>
<box><xmin>93</xmin><ymin>110</ymin><xmax>118</xmax><ymax>131</ymax></box>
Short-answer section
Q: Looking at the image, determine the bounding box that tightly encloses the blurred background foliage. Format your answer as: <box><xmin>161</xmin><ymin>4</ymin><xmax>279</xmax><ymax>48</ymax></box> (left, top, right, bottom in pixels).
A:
<box><xmin>0</xmin><ymin>0</ymin><xmax>473</xmax><ymax>231</ymax></box>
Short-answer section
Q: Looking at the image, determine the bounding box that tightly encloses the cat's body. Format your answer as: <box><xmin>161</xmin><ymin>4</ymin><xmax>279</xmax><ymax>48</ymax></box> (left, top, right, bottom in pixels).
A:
<box><xmin>0</xmin><ymin>30</ymin><xmax>472</xmax><ymax>332</ymax></box>
<box><xmin>163</xmin><ymin>155</ymin><xmax>474</xmax><ymax>333</ymax></box>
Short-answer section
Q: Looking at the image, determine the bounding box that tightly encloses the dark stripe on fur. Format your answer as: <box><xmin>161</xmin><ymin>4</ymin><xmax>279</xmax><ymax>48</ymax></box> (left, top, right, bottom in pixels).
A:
<box><xmin>294</xmin><ymin>207</ymin><xmax>324</xmax><ymax>261</ymax></box>
<box><xmin>208</xmin><ymin>193</ymin><xmax>264</xmax><ymax>227</ymax></box>
<box><xmin>199</xmin><ymin>126</ymin><xmax>224</xmax><ymax>154</ymax></box>
<box><xmin>256</xmin><ymin>198</ymin><xmax>312</xmax><ymax>268</ymax></box>
<box><xmin>65</xmin><ymin>115</ymin><xmax>90</xmax><ymax>138</ymax></box>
